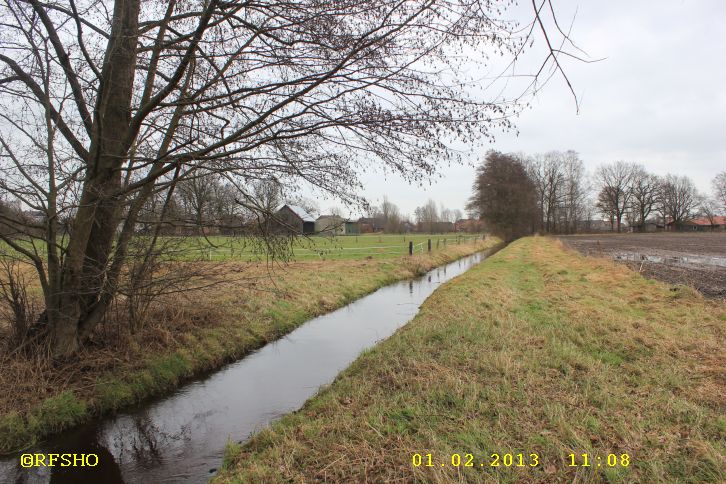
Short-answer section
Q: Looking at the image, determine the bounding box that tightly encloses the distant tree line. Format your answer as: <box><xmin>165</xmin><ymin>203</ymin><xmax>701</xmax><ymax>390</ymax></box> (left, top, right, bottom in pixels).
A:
<box><xmin>360</xmin><ymin>197</ymin><xmax>466</xmax><ymax>234</ymax></box>
<box><xmin>468</xmin><ymin>151</ymin><xmax>725</xmax><ymax>240</ymax></box>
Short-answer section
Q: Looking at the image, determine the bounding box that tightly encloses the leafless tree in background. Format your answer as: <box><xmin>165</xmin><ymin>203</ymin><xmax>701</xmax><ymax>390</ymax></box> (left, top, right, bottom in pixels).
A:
<box><xmin>558</xmin><ymin>151</ymin><xmax>587</xmax><ymax>233</ymax></box>
<box><xmin>660</xmin><ymin>175</ymin><xmax>699</xmax><ymax>229</ymax></box>
<box><xmin>629</xmin><ymin>168</ymin><xmax>661</xmax><ymax>231</ymax></box>
<box><xmin>414</xmin><ymin>199</ymin><xmax>440</xmax><ymax>234</ymax></box>
<box><xmin>379</xmin><ymin>197</ymin><xmax>403</xmax><ymax>234</ymax></box>
<box><xmin>714</xmin><ymin>172</ymin><xmax>726</xmax><ymax>213</ymax></box>
<box><xmin>595</xmin><ymin>162</ymin><xmax>638</xmax><ymax>232</ymax></box>
<box><xmin>527</xmin><ymin>152</ymin><xmax>563</xmax><ymax>232</ymax></box>
<box><xmin>525</xmin><ymin>150</ymin><xmax>586</xmax><ymax>234</ymax></box>
<box><xmin>698</xmin><ymin>196</ymin><xmax>720</xmax><ymax>228</ymax></box>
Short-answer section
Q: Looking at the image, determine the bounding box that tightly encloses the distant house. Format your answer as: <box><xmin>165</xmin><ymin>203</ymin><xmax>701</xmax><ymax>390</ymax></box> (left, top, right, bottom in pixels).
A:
<box><xmin>630</xmin><ymin>219</ymin><xmax>659</xmax><ymax>233</ymax></box>
<box><xmin>274</xmin><ymin>205</ymin><xmax>316</xmax><ymax>234</ymax></box>
<box><xmin>668</xmin><ymin>216</ymin><xmax>726</xmax><ymax>232</ymax></box>
<box><xmin>315</xmin><ymin>215</ymin><xmax>345</xmax><ymax>235</ymax></box>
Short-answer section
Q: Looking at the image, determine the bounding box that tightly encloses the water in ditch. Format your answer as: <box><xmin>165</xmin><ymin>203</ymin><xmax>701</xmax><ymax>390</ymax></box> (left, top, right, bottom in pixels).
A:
<box><xmin>1</xmin><ymin>248</ymin><xmax>496</xmax><ymax>483</ymax></box>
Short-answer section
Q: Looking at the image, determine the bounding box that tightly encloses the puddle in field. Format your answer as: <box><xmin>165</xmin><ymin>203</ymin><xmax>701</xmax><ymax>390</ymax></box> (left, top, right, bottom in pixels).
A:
<box><xmin>613</xmin><ymin>252</ymin><xmax>726</xmax><ymax>268</ymax></box>
<box><xmin>0</xmin><ymin>247</ymin><xmax>500</xmax><ymax>484</ymax></box>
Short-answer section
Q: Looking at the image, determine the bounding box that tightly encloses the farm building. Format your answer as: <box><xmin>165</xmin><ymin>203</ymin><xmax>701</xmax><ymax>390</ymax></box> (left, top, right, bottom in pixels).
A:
<box><xmin>630</xmin><ymin>220</ymin><xmax>659</xmax><ymax>233</ymax></box>
<box><xmin>668</xmin><ymin>216</ymin><xmax>726</xmax><ymax>232</ymax></box>
<box><xmin>315</xmin><ymin>215</ymin><xmax>345</xmax><ymax>235</ymax></box>
<box><xmin>274</xmin><ymin>205</ymin><xmax>317</xmax><ymax>235</ymax></box>
<box><xmin>315</xmin><ymin>215</ymin><xmax>360</xmax><ymax>235</ymax></box>
<box><xmin>344</xmin><ymin>220</ymin><xmax>360</xmax><ymax>235</ymax></box>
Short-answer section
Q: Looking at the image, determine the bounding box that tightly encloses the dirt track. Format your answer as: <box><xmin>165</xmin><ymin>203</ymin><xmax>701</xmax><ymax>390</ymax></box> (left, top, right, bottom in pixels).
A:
<box><xmin>560</xmin><ymin>233</ymin><xmax>726</xmax><ymax>299</ymax></box>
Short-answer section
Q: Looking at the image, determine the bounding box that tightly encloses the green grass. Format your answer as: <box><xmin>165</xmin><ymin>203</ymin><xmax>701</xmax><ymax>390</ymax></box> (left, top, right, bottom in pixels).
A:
<box><xmin>215</xmin><ymin>237</ymin><xmax>725</xmax><ymax>483</ymax></box>
<box><xmin>171</xmin><ymin>233</ymin><xmax>481</xmax><ymax>261</ymax></box>
<box><xmin>0</xmin><ymin>237</ymin><xmax>497</xmax><ymax>453</ymax></box>
<box><xmin>0</xmin><ymin>233</ymin><xmax>481</xmax><ymax>262</ymax></box>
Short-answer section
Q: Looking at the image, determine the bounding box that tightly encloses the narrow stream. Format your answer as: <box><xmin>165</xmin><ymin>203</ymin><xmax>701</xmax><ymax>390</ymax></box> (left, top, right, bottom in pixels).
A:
<box><xmin>2</xmin><ymin>249</ymin><xmax>495</xmax><ymax>483</ymax></box>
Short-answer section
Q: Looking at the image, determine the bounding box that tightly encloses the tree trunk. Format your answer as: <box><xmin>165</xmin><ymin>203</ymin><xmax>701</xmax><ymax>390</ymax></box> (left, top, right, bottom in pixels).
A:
<box><xmin>49</xmin><ymin>0</ymin><xmax>141</xmax><ymax>358</ymax></box>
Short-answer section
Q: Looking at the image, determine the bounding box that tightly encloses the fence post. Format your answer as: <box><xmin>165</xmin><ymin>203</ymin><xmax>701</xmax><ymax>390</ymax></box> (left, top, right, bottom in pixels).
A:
<box><xmin>409</xmin><ymin>241</ymin><xmax>413</xmax><ymax>256</ymax></box>
<box><xmin>427</xmin><ymin>239</ymin><xmax>431</xmax><ymax>252</ymax></box>
<box><xmin>436</xmin><ymin>239</ymin><xmax>440</xmax><ymax>249</ymax></box>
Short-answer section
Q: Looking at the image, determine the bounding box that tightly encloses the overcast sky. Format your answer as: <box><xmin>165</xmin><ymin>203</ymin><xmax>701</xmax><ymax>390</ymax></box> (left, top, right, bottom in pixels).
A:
<box><xmin>346</xmin><ymin>1</ymin><xmax>726</xmax><ymax>219</ymax></box>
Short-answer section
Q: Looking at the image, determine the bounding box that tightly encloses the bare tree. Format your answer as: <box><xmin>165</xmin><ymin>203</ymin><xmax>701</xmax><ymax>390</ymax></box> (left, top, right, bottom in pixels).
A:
<box><xmin>713</xmin><ymin>172</ymin><xmax>726</xmax><ymax>213</ymax></box>
<box><xmin>559</xmin><ymin>151</ymin><xmax>587</xmax><ymax>234</ymax></box>
<box><xmin>526</xmin><ymin>152</ymin><xmax>564</xmax><ymax>232</ymax></box>
<box><xmin>661</xmin><ymin>174</ymin><xmax>699</xmax><ymax>229</ymax></box>
<box><xmin>452</xmin><ymin>209</ymin><xmax>463</xmax><ymax>223</ymax></box>
<box><xmin>699</xmin><ymin>196</ymin><xmax>720</xmax><ymax>229</ymax></box>
<box><xmin>250</xmin><ymin>179</ymin><xmax>284</xmax><ymax>217</ymax></box>
<box><xmin>379</xmin><ymin>197</ymin><xmax>403</xmax><ymax>233</ymax></box>
<box><xmin>177</xmin><ymin>172</ymin><xmax>220</xmax><ymax>235</ymax></box>
<box><xmin>525</xmin><ymin>150</ymin><xmax>587</xmax><ymax>234</ymax></box>
<box><xmin>0</xmin><ymin>1</ymin><xmax>577</xmax><ymax>357</ymax></box>
<box><xmin>595</xmin><ymin>162</ymin><xmax>638</xmax><ymax>232</ymax></box>
<box><xmin>414</xmin><ymin>199</ymin><xmax>439</xmax><ymax>234</ymax></box>
<box><xmin>629</xmin><ymin>168</ymin><xmax>661</xmax><ymax>231</ymax></box>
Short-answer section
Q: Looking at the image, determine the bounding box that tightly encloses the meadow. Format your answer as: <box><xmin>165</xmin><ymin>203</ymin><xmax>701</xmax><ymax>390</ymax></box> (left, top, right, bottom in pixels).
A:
<box><xmin>171</xmin><ymin>233</ymin><xmax>483</xmax><ymax>261</ymax></box>
<box><xmin>0</xmin><ymin>233</ymin><xmax>483</xmax><ymax>263</ymax></box>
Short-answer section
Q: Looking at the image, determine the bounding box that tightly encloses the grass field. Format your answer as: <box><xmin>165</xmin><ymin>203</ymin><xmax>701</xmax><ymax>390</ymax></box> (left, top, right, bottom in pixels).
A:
<box><xmin>171</xmin><ymin>233</ymin><xmax>482</xmax><ymax>261</ymax></box>
<box><xmin>0</xmin><ymin>233</ymin><xmax>482</xmax><ymax>262</ymax></box>
<box><xmin>0</xmin><ymin>237</ymin><xmax>496</xmax><ymax>453</ymax></box>
<box><xmin>215</xmin><ymin>237</ymin><xmax>725</xmax><ymax>483</ymax></box>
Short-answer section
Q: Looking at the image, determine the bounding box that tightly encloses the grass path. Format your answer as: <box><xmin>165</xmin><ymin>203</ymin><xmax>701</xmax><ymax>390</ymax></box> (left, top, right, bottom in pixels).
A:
<box><xmin>0</xmin><ymin>239</ymin><xmax>496</xmax><ymax>454</ymax></box>
<box><xmin>215</xmin><ymin>237</ymin><xmax>725</xmax><ymax>483</ymax></box>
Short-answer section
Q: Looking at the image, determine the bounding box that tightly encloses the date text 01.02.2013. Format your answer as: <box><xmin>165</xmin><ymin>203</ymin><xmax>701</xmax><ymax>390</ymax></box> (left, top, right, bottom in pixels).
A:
<box><xmin>412</xmin><ymin>453</ymin><xmax>540</xmax><ymax>468</ymax></box>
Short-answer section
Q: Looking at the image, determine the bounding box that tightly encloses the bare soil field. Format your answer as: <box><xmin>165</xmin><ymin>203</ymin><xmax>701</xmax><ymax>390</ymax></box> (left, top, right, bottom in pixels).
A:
<box><xmin>560</xmin><ymin>232</ymin><xmax>726</xmax><ymax>299</ymax></box>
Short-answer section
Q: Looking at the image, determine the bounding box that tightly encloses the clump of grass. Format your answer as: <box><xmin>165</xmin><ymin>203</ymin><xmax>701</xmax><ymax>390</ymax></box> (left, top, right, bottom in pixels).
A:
<box><xmin>0</xmin><ymin>412</ymin><xmax>32</xmax><ymax>452</ymax></box>
<box><xmin>1</xmin><ymin>392</ymin><xmax>89</xmax><ymax>452</ymax></box>
<box><xmin>214</xmin><ymin>237</ymin><xmax>725</xmax><ymax>483</ymax></box>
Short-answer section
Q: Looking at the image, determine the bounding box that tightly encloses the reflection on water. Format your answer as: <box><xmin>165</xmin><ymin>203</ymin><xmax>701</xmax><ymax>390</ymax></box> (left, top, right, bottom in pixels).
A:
<box><xmin>1</xmin><ymin>248</ymin><xmax>497</xmax><ymax>484</ymax></box>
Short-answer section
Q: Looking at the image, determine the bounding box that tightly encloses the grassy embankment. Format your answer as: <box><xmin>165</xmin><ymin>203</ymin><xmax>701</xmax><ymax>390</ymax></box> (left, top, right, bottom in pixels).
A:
<box><xmin>216</xmin><ymin>237</ymin><xmax>725</xmax><ymax>483</ymax></box>
<box><xmin>0</xmin><ymin>237</ymin><xmax>496</xmax><ymax>454</ymax></box>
